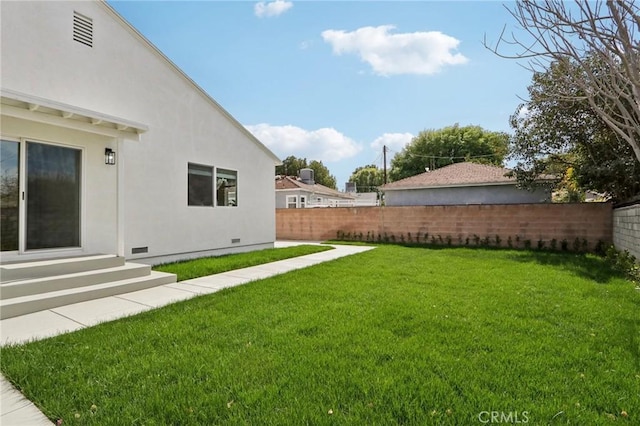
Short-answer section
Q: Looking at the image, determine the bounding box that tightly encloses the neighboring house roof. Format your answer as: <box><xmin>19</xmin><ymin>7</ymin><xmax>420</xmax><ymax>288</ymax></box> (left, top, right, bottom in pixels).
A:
<box><xmin>381</xmin><ymin>162</ymin><xmax>526</xmax><ymax>190</ymax></box>
<box><xmin>99</xmin><ymin>1</ymin><xmax>281</xmax><ymax>165</ymax></box>
<box><xmin>275</xmin><ymin>176</ymin><xmax>355</xmax><ymax>199</ymax></box>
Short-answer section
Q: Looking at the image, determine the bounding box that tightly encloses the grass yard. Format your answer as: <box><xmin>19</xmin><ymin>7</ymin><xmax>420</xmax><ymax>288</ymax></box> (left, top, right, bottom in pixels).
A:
<box><xmin>153</xmin><ymin>244</ymin><xmax>333</xmax><ymax>281</ymax></box>
<box><xmin>1</xmin><ymin>246</ymin><xmax>639</xmax><ymax>425</ymax></box>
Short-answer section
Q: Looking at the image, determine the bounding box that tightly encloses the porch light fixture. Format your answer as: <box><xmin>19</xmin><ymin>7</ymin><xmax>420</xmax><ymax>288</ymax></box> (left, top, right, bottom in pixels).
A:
<box><xmin>105</xmin><ymin>148</ymin><xmax>116</xmax><ymax>165</ymax></box>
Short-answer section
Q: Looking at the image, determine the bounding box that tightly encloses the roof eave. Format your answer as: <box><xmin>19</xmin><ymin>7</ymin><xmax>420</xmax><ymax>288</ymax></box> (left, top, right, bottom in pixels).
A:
<box><xmin>99</xmin><ymin>0</ymin><xmax>281</xmax><ymax>164</ymax></box>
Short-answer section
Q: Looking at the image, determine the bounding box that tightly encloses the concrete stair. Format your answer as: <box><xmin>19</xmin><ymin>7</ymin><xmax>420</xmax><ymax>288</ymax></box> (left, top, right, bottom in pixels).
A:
<box><xmin>0</xmin><ymin>255</ymin><xmax>176</xmax><ymax>320</ymax></box>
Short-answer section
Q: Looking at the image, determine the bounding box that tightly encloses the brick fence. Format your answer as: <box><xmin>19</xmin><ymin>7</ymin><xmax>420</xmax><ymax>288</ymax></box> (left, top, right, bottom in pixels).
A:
<box><xmin>276</xmin><ymin>203</ymin><xmax>613</xmax><ymax>250</ymax></box>
<box><xmin>613</xmin><ymin>201</ymin><xmax>640</xmax><ymax>259</ymax></box>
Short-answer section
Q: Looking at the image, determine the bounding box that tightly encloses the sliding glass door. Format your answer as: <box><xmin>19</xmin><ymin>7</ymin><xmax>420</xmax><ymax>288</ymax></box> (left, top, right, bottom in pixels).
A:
<box><xmin>0</xmin><ymin>140</ymin><xmax>82</xmax><ymax>252</ymax></box>
<box><xmin>0</xmin><ymin>140</ymin><xmax>20</xmax><ymax>251</ymax></box>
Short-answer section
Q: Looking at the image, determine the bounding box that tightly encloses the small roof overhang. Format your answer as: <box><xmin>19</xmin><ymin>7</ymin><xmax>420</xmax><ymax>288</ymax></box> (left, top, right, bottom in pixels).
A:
<box><xmin>1</xmin><ymin>89</ymin><xmax>148</xmax><ymax>140</ymax></box>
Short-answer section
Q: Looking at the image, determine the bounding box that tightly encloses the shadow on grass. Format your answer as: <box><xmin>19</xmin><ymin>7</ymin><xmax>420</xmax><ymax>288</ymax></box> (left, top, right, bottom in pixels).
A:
<box><xmin>327</xmin><ymin>240</ymin><xmax>630</xmax><ymax>285</ymax></box>
<box><xmin>506</xmin><ymin>250</ymin><xmax>620</xmax><ymax>284</ymax></box>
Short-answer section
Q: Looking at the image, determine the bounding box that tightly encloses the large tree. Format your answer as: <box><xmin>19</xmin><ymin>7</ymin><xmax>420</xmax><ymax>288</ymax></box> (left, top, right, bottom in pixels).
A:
<box><xmin>485</xmin><ymin>0</ymin><xmax>640</xmax><ymax>163</ymax></box>
<box><xmin>389</xmin><ymin>124</ymin><xmax>509</xmax><ymax>181</ymax></box>
<box><xmin>276</xmin><ymin>156</ymin><xmax>337</xmax><ymax>189</ymax></box>
<box><xmin>509</xmin><ymin>59</ymin><xmax>640</xmax><ymax>202</ymax></box>
<box><xmin>308</xmin><ymin>160</ymin><xmax>337</xmax><ymax>190</ymax></box>
<box><xmin>276</xmin><ymin>155</ymin><xmax>308</xmax><ymax>178</ymax></box>
<box><xmin>348</xmin><ymin>164</ymin><xmax>384</xmax><ymax>193</ymax></box>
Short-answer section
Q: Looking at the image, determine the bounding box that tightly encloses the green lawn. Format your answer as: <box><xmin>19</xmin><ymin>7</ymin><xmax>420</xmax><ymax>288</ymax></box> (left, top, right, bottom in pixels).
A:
<box><xmin>153</xmin><ymin>244</ymin><xmax>333</xmax><ymax>281</ymax></box>
<box><xmin>1</xmin><ymin>246</ymin><xmax>638</xmax><ymax>425</ymax></box>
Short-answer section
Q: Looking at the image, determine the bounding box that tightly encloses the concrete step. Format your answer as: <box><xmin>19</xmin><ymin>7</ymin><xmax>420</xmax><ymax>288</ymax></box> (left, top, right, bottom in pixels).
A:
<box><xmin>0</xmin><ymin>271</ymin><xmax>177</xmax><ymax>320</ymax></box>
<box><xmin>0</xmin><ymin>263</ymin><xmax>152</xmax><ymax>300</ymax></box>
<box><xmin>0</xmin><ymin>255</ymin><xmax>124</xmax><ymax>283</ymax></box>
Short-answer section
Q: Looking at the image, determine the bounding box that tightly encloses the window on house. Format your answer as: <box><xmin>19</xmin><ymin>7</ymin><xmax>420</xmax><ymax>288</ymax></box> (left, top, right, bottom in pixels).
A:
<box><xmin>216</xmin><ymin>168</ymin><xmax>237</xmax><ymax>207</ymax></box>
<box><xmin>287</xmin><ymin>195</ymin><xmax>297</xmax><ymax>209</ymax></box>
<box><xmin>300</xmin><ymin>196</ymin><xmax>306</xmax><ymax>208</ymax></box>
<box><xmin>188</xmin><ymin>163</ymin><xmax>213</xmax><ymax>206</ymax></box>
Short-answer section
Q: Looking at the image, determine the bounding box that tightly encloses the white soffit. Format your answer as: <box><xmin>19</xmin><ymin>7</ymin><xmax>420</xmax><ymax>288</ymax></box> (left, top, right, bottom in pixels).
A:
<box><xmin>0</xmin><ymin>89</ymin><xmax>148</xmax><ymax>140</ymax></box>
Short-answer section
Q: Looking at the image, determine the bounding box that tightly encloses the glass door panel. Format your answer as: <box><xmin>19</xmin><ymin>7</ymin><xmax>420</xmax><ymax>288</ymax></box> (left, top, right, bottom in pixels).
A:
<box><xmin>0</xmin><ymin>140</ymin><xmax>20</xmax><ymax>251</ymax></box>
<box><xmin>26</xmin><ymin>142</ymin><xmax>81</xmax><ymax>250</ymax></box>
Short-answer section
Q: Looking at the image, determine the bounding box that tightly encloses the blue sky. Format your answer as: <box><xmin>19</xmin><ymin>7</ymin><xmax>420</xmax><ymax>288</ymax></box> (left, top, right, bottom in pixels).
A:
<box><xmin>110</xmin><ymin>1</ymin><xmax>534</xmax><ymax>189</ymax></box>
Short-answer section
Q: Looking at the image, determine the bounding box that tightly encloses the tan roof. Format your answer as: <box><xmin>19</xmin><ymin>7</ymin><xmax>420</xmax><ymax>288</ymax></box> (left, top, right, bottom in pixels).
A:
<box><xmin>381</xmin><ymin>162</ymin><xmax>518</xmax><ymax>190</ymax></box>
<box><xmin>275</xmin><ymin>176</ymin><xmax>355</xmax><ymax>199</ymax></box>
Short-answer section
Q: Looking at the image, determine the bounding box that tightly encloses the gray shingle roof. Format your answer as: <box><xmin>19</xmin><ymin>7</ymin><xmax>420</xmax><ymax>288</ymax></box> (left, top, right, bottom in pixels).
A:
<box><xmin>381</xmin><ymin>162</ymin><xmax>517</xmax><ymax>190</ymax></box>
<box><xmin>275</xmin><ymin>176</ymin><xmax>355</xmax><ymax>199</ymax></box>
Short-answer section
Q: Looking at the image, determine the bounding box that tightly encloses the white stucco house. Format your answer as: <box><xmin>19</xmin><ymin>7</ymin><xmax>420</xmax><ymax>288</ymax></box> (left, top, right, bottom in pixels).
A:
<box><xmin>0</xmin><ymin>1</ymin><xmax>280</xmax><ymax>318</ymax></box>
<box><xmin>380</xmin><ymin>162</ymin><xmax>552</xmax><ymax>206</ymax></box>
<box><xmin>275</xmin><ymin>169</ymin><xmax>378</xmax><ymax>208</ymax></box>
<box><xmin>275</xmin><ymin>175</ymin><xmax>355</xmax><ymax>208</ymax></box>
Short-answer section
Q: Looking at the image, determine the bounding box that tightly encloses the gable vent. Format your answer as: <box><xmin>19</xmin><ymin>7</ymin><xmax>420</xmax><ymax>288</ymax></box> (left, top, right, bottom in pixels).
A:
<box><xmin>73</xmin><ymin>11</ymin><xmax>93</xmax><ymax>47</ymax></box>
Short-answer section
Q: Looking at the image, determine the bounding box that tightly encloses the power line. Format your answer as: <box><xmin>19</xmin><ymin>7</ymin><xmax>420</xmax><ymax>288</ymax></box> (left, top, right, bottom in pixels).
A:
<box><xmin>385</xmin><ymin>147</ymin><xmax>501</xmax><ymax>160</ymax></box>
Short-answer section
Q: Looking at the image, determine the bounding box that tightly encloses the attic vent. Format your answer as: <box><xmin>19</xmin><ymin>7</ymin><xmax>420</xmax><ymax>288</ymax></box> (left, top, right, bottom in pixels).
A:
<box><xmin>73</xmin><ymin>12</ymin><xmax>93</xmax><ymax>47</ymax></box>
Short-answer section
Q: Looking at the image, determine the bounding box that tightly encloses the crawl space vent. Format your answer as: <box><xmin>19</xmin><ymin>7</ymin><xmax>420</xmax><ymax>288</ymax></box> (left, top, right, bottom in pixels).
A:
<box><xmin>73</xmin><ymin>11</ymin><xmax>93</xmax><ymax>47</ymax></box>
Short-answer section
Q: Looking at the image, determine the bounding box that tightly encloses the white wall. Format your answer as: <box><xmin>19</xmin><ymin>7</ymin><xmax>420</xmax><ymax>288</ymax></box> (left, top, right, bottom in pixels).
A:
<box><xmin>0</xmin><ymin>117</ymin><xmax>118</xmax><ymax>258</ymax></box>
<box><xmin>613</xmin><ymin>203</ymin><xmax>640</xmax><ymax>260</ymax></box>
<box><xmin>1</xmin><ymin>1</ymin><xmax>278</xmax><ymax>263</ymax></box>
<box><xmin>384</xmin><ymin>185</ymin><xmax>551</xmax><ymax>206</ymax></box>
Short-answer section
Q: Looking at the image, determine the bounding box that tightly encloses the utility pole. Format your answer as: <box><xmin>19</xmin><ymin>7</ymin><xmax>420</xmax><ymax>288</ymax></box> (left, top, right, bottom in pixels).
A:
<box><xmin>383</xmin><ymin>145</ymin><xmax>387</xmax><ymax>184</ymax></box>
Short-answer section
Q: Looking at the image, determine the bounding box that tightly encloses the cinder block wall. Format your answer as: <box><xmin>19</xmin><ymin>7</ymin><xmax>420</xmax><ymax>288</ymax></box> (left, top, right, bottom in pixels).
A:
<box><xmin>276</xmin><ymin>203</ymin><xmax>613</xmax><ymax>250</ymax></box>
<box><xmin>613</xmin><ymin>203</ymin><xmax>640</xmax><ymax>259</ymax></box>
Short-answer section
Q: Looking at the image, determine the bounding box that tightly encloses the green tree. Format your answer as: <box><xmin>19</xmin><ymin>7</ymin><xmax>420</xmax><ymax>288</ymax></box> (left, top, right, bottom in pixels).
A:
<box><xmin>308</xmin><ymin>160</ymin><xmax>337</xmax><ymax>189</ymax></box>
<box><xmin>276</xmin><ymin>156</ymin><xmax>337</xmax><ymax>189</ymax></box>
<box><xmin>276</xmin><ymin>156</ymin><xmax>308</xmax><ymax>177</ymax></box>
<box><xmin>348</xmin><ymin>165</ymin><xmax>384</xmax><ymax>193</ymax></box>
<box><xmin>388</xmin><ymin>124</ymin><xmax>509</xmax><ymax>181</ymax></box>
<box><xmin>509</xmin><ymin>59</ymin><xmax>640</xmax><ymax>202</ymax></box>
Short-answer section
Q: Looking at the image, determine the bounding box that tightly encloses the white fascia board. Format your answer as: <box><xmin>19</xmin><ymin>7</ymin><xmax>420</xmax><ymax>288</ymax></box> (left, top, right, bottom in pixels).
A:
<box><xmin>99</xmin><ymin>1</ymin><xmax>282</xmax><ymax>164</ymax></box>
<box><xmin>276</xmin><ymin>188</ymin><xmax>309</xmax><ymax>193</ymax></box>
<box><xmin>1</xmin><ymin>89</ymin><xmax>148</xmax><ymax>140</ymax></box>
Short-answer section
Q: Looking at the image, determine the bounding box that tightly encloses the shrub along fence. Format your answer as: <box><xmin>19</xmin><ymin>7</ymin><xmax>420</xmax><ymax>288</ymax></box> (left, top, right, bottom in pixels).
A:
<box><xmin>276</xmin><ymin>203</ymin><xmax>613</xmax><ymax>252</ymax></box>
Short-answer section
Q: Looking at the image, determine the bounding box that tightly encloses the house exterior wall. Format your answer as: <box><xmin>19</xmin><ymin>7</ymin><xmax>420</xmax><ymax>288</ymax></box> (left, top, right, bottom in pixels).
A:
<box><xmin>275</xmin><ymin>190</ymin><xmax>308</xmax><ymax>209</ymax></box>
<box><xmin>0</xmin><ymin>117</ymin><xmax>119</xmax><ymax>257</ymax></box>
<box><xmin>276</xmin><ymin>203</ymin><xmax>612</xmax><ymax>251</ymax></box>
<box><xmin>276</xmin><ymin>189</ymin><xmax>360</xmax><ymax>208</ymax></box>
<box><xmin>613</xmin><ymin>202</ymin><xmax>640</xmax><ymax>260</ymax></box>
<box><xmin>1</xmin><ymin>1</ymin><xmax>277</xmax><ymax>263</ymax></box>
<box><xmin>384</xmin><ymin>184</ymin><xmax>551</xmax><ymax>206</ymax></box>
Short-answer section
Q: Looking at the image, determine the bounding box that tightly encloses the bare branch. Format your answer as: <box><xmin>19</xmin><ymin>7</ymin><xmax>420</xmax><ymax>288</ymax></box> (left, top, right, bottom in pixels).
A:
<box><xmin>484</xmin><ymin>0</ymin><xmax>640</xmax><ymax>163</ymax></box>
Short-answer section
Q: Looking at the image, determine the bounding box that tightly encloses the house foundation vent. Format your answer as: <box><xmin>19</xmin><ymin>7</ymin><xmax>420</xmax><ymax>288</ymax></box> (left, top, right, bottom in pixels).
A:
<box><xmin>231</xmin><ymin>238</ymin><xmax>241</xmax><ymax>244</ymax></box>
<box><xmin>73</xmin><ymin>11</ymin><xmax>93</xmax><ymax>47</ymax></box>
<box><xmin>131</xmin><ymin>246</ymin><xmax>148</xmax><ymax>254</ymax></box>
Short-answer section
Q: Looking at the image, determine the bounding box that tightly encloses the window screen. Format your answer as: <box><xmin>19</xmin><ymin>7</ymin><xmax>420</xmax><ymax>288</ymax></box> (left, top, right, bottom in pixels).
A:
<box><xmin>188</xmin><ymin>163</ymin><xmax>213</xmax><ymax>206</ymax></box>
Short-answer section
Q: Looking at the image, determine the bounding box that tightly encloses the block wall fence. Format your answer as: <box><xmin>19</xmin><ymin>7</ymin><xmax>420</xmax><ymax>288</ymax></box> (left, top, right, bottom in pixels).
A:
<box><xmin>613</xmin><ymin>202</ymin><xmax>640</xmax><ymax>260</ymax></box>
<box><xmin>276</xmin><ymin>203</ymin><xmax>613</xmax><ymax>251</ymax></box>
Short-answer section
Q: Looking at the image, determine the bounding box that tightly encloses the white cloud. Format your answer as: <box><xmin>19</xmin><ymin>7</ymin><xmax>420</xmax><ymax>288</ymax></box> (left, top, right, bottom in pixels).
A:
<box><xmin>245</xmin><ymin>123</ymin><xmax>362</xmax><ymax>162</ymax></box>
<box><xmin>321</xmin><ymin>25</ymin><xmax>468</xmax><ymax>76</ymax></box>
<box><xmin>370</xmin><ymin>132</ymin><xmax>414</xmax><ymax>151</ymax></box>
<box><xmin>254</xmin><ymin>0</ymin><xmax>293</xmax><ymax>18</ymax></box>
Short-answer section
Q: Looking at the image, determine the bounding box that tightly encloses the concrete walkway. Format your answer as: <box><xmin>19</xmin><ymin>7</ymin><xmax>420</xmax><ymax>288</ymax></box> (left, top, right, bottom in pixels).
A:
<box><xmin>0</xmin><ymin>242</ymin><xmax>373</xmax><ymax>425</ymax></box>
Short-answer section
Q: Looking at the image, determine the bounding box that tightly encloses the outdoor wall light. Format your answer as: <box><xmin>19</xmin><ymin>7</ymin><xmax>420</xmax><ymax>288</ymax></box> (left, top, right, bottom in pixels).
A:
<box><xmin>105</xmin><ymin>148</ymin><xmax>116</xmax><ymax>165</ymax></box>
